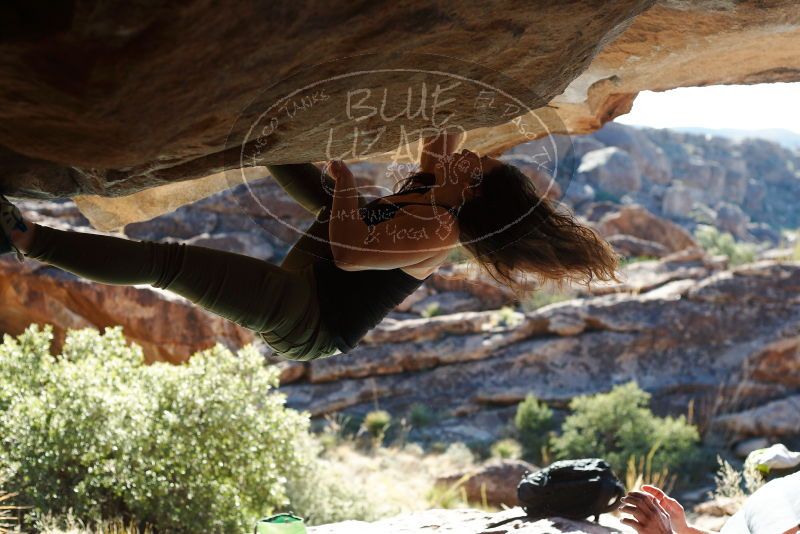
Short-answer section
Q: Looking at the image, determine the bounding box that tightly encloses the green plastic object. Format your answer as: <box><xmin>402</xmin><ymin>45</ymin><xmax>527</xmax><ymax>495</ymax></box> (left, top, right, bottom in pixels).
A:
<box><xmin>254</xmin><ymin>513</ymin><xmax>307</xmax><ymax>534</ymax></box>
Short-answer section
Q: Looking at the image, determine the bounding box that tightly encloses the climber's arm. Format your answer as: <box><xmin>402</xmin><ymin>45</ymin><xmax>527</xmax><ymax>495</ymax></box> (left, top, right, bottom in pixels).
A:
<box><xmin>419</xmin><ymin>130</ymin><xmax>463</xmax><ymax>174</ymax></box>
<box><xmin>327</xmin><ymin>160</ymin><xmax>457</xmax><ymax>271</ymax></box>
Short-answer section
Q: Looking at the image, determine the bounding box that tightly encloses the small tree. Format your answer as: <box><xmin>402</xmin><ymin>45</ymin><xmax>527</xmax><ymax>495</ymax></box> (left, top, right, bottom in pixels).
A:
<box><xmin>550</xmin><ymin>382</ymin><xmax>701</xmax><ymax>477</ymax></box>
<box><xmin>514</xmin><ymin>395</ymin><xmax>555</xmax><ymax>463</ymax></box>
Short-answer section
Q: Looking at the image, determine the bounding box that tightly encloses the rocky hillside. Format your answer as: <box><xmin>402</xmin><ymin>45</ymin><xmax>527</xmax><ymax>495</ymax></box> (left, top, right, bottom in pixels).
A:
<box><xmin>509</xmin><ymin>122</ymin><xmax>800</xmax><ymax>243</ymax></box>
<box><xmin>282</xmin><ymin>256</ymin><xmax>800</xmax><ymax>449</ymax></box>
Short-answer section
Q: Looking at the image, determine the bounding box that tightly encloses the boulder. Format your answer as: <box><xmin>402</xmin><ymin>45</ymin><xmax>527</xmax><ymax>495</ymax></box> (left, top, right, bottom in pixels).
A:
<box><xmin>308</xmin><ymin>507</ymin><xmax>627</xmax><ymax>534</ymax></box>
<box><xmin>594</xmin><ymin>205</ymin><xmax>698</xmax><ymax>253</ymax></box>
<box><xmin>570</xmin><ymin>137</ymin><xmax>607</xmax><ymax>160</ymax></box>
<box><xmin>577</xmin><ymin>147</ymin><xmax>642</xmax><ymax>198</ymax></box>
<box><xmin>435</xmin><ymin>459</ymin><xmax>538</xmax><ymax>507</ymax></box>
<box><xmin>592</xmin><ymin>122</ymin><xmax>671</xmax><ymax>185</ymax></box>
<box><xmin>2</xmin><ymin>1</ymin><xmax>798</xmax><ymax>228</ymax></box>
<box><xmin>605</xmin><ymin>234</ymin><xmax>670</xmax><ymax>259</ymax></box>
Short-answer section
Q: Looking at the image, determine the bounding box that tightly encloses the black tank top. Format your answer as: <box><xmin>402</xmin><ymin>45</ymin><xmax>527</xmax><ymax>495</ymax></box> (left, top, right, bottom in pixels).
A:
<box><xmin>313</xmin><ymin>172</ymin><xmax>456</xmax><ymax>353</ymax></box>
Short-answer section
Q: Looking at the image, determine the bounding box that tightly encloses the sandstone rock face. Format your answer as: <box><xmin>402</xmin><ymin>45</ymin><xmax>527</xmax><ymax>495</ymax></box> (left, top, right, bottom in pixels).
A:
<box><xmin>2</xmin><ymin>1</ymin><xmax>798</xmax><ymax>229</ymax></box>
<box><xmin>577</xmin><ymin>147</ymin><xmax>642</xmax><ymax>198</ymax></box>
<box><xmin>2</xmin><ymin>0</ymin><xmax>653</xmax><ymax>222</ymax></box>
<box><xmin>308</xmin><ymin>508</ymin><xmax>627</xmax><ymax>534</ymax></box>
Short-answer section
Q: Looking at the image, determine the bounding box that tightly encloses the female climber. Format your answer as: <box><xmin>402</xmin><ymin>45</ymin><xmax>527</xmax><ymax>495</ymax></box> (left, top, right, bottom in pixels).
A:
<box><xmin>0</xmin><ymin>132</ymin><xmax>618</xmax><ymax>361</ymax></box>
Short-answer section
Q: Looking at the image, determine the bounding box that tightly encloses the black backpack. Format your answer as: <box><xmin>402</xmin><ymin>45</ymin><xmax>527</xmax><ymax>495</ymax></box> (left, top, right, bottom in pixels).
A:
<box><xmin>516</xmin><ymin>458</ymin><xmax>625</xmax><ymax>521</ymax></box>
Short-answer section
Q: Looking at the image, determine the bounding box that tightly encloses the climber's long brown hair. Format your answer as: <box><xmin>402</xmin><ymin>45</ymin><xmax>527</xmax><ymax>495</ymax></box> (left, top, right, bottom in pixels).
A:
<box><xmin>422</xmin><ymin>163</ymin><xmax>619</xmax><ymax>295</ymax></box>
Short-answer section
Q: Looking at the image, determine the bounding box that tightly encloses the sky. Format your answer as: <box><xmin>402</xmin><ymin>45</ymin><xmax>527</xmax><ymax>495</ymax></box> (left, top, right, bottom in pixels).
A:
<box><xmin>614</xmin><ymin>82</ymin><xmax>800</xmax><ymax>133</ymax></box>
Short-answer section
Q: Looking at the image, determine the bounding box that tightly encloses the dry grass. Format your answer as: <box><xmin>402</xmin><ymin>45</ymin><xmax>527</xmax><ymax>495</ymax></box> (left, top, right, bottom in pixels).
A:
<box><xmin>1</xmin><ymin>489</ymin><xmax>21</xmax><ymax>534</ymax></box>
<box><xmin>36</xmin><ymin>515</ymin><xmax>153</xmax><ymax>534</ymax></box>
<box><xmin>625</xmin><ymin>446</ymin><xmax>676</xmax><ymax>494</ymax></box>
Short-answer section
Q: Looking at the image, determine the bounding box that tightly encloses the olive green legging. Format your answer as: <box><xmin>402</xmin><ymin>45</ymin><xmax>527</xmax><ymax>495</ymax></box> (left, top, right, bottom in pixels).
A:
<box><xmin>25</xmin><ymin>164</ymin><xmax>364</xmax><ymax>361</ymax></box>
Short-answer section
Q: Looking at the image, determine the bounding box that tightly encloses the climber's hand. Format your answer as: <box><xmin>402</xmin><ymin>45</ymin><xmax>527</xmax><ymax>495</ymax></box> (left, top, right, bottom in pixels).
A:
<box><xmin>620</xmin><ymin>491</ymin><xmax>673</xmax><ymax>534</ymax></box>
<box><xmin>640</xmin><ymin>485</ymin><xmax>691</xmax><ymax>534</ymax></box>
<box><xmin>326</xmin><ymin>160</ymin><xmax>353</xmax><ymax>183</ymax></box>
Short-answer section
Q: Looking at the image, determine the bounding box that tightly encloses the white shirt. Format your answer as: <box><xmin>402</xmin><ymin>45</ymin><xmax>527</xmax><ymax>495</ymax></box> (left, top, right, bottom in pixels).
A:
<box><xmin>721</xmin><ymin>471</ymin><xmax>800</xmax><ymax>534</ymax></box>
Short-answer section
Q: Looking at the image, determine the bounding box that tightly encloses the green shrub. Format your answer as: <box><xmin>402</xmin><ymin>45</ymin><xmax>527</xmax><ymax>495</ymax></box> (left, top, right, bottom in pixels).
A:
<box><xmin>408</xmin><ymin>403</ymin><xmax>436</xmax><ymax>428</ymax></box>
<box><xmin>421</xmin><ymin>303</ymin><xmax>442</xmax><ymax>318</ymax></box>
<box><xmin>514</xmin><ymin>395</ymin><xmax>555</xmax><ymax>463</ymax></box>
<box><xmin>0</xmin><ymin>325</ymin><xmax>363</xmax><ymax>532</ymax></box>
<box><xmin>362</xmin><ymin>410</ymin><xmax>392</xmax><ymax>443</ymax></box>
<box><xmin>490</xmin><ymin>439</ymin><xmax>523</xmax><ymax>460</ymax></box>
<box><xmin>550</xmin><ymin>382</ymin><xmax>701</xmax><ymax>477</ymax></box>
<box><xmin>694</xmin><ymin>225</ymin><xmax>756</xmax><ymax>266</ymax></box>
